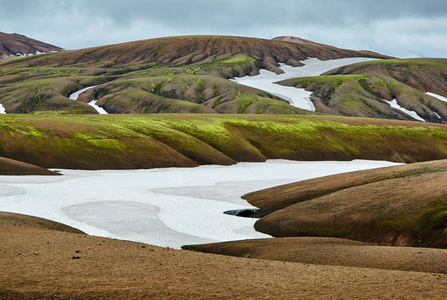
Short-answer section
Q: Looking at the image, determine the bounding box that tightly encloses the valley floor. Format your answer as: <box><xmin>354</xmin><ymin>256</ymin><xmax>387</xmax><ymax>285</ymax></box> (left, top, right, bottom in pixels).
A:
<box><xmin>0</xmin><ymin>160</ymin><xmax>398</xmax><ymax>249</ymax></box>
<box><xmin>1</xmin><ymin>215</ymin><xmax>447</xmax><ymax>299</ymax></box>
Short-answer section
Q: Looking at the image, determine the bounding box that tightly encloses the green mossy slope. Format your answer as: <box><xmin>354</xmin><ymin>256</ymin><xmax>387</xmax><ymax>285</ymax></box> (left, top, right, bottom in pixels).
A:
<box><xmin>0</xmin><ymin>114</ymin><xmax>447</xmax><ymax>169</ymax></box>
<box><xmin>278</xmin><ymin>58</ymin><xmax>447</xmax><ymax>123</ymax></box>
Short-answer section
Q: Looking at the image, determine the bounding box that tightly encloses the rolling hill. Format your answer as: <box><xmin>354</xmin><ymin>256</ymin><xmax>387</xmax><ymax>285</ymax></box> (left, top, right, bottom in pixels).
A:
<box><xmin>0</xmin><ymin>35</ymin><xmax>391</xmax><ymax>115</ymax></box>
<box><xmin>0</xmin><ymin>114</ymin><xmax>447</xmax><ymax>170</ymax></box>
<box><xmin>1</xmin><ymin>34</ymin><xmax>447</xmax><ymax>122</ymax></box>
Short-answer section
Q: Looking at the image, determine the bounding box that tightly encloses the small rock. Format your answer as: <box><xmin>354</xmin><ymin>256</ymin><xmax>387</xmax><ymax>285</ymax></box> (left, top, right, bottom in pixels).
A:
<box><xmin>72</xmin><ymin>256</ymin><xmax>80</xmax><ymax>259</ymax></box>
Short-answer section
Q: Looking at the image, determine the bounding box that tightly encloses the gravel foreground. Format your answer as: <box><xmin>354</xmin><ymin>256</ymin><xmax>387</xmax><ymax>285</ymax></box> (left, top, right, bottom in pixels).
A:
<box><xmin>1</xmin><ymin>213</ymin><xmax>447</xmax><ymax>299</ymax></box>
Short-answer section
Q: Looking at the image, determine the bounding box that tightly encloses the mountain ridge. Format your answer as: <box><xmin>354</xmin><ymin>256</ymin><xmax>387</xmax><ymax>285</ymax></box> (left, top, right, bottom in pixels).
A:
<box><xmin>3</xmin><ymin>34</ymin><xmax>446</xmax><ymax>122</ymax></box>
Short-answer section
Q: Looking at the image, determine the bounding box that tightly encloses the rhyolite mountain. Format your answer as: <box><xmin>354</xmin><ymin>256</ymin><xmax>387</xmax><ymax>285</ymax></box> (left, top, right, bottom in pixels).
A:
<box><xmin>0</xmin><ymin>35</ymin><xmax>389</xmax><ymax>115</ymax></box>
<box><xmin>1</xmin><ymin>34</ymin><xmax>447</xmax><ymax>123</ymax></box>
<box><xmin>0</xmin><ymin>32</ymin><xmax>62</xmax><ymax>60</ymax></box>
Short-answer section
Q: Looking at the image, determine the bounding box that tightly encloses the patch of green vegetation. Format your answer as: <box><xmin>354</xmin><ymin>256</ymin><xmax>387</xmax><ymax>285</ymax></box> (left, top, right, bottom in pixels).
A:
<box><xmin>367</xmin><ymin>58</ymin><xmax>447</xmax><ymax>69</ymax></box>
<box><xmin>221</xmin><ymin>56</ymin><xmax>256</xmax><ymax>65</ymax></box>
<box><xmin>375</xmin><ymin>201</ymin><xmax>447</xmax><ymax>243</ymax></box>
<box><xmin>283</xmin><ymin>75</ymin><xmax>369</xmax><ymax>90</ymax></box>
<box><xmin>186</xmin><ymin>67</ymin><xmax>201</xmax><ymax>75</ymax></box>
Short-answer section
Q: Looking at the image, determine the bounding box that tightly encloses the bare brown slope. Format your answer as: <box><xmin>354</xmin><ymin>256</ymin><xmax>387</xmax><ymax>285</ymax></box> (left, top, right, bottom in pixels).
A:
<box><xmin>183</xmin><ymin>237</ymin><xmax>447</xmax><ymax>274</ymax></box>
<box><xmin>243</xmin><ymin>159</ymin><xmax>447</xmax><ymax>210</ymax></box>
<box><xmin>2</xmin><ymin>35</ymin><xmax>390</xmax><ymax>69</ymax></box>
<box><xmin>273</xmin><ymin>36</ymin><xmax>386</xmax><ymax>58</ymax></box>
<box><xmin>254</xmin><ymin>163</ymin><xmax>447</xmax><ymax>248</ymax></box>
<box><xmin>2</xmin><ymin>213</ymin><xmax>447</xmax><ymax>299</ymax></box>
<box><xmin>0</xmin><ymin>156</ymin><xmax>59</xmax><ymax>175</ymax></box>
<box><xmin>0</xmin><ymin>32</ymin><xmax>62</xmax><ymax>60</ymax></box>
<box><xmin>0</xmin><ymin>212</ymin><xmax>83</xmax><ymax>234</ymax></box>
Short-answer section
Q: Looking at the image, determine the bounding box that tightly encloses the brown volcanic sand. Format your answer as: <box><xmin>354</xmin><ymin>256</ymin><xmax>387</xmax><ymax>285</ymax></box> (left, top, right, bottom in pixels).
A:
<box><xmin>0</xmin><ymin>156</ymin><xmax>59</xmax><ymax>175</ymax></box>
<box><xmin>184</xmin><ymin>237</ymin><xmax>447</xmax><ymax>274</ymax></box>
<box><xmin>2</xmin><ymin>213</ymin><xmax>447</xmax><ymax>299</ymax></box>
<box><xmin>251</xmin><ymin>161</ymin><xmax>447</xmax><ymax>247</ymax></box>
<box><xmin>243</xmin><ymin>159</ymin><xmax>447</xmax><ymax>210</ymax></box>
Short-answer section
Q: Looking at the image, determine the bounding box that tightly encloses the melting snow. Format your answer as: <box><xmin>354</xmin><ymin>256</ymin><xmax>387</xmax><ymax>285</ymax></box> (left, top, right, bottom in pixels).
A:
<box><xmin>68</xmin><ymin>86</ymin><xmax>97</xmax><ymax>100</ymax></box>
<box><xmin>426</xmin><ymin>92</ymin><xmax>447</xmax><ymax>103</ymax></box>
<box><xmin>0</xmin><ymin>159</ymin><xmax>400</xmax><ymax>249</ymax></box>
<box><xmin>231</xmin><ymin>57</ymin><xmax>377</xmax><ymax>111</ymax></box>
<box><xmin>15</xmin><ymin>50</ymin><xmax>45</xmax><ymax>58</ymax></box>
<box><xmin>385</xmin><ymin>99</ymin><xmax>425</xmax><ymax>122</ymax></box>
<box><xmin>69</xmin><ymin>85</ymin><xmax>108</xmax><ymax>114</ymax></box>
<box><xmin>88</xmin><ymin>100</ymin><xmax>108</xmax><ymax>114</ymax></box>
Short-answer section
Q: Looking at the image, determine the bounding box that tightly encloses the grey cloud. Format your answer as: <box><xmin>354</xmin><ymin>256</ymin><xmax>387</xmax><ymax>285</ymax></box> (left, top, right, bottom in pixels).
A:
<box><xmin>1</xmin><ymin>0</ymin><xmax>447</xmax><ymax>57</ymax></box>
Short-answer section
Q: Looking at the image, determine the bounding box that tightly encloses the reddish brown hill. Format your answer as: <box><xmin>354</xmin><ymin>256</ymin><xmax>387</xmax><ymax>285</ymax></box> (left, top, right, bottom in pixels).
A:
<box><xmin>273</xmin><ymin>36</ymin><xmax>386</xmax><ymax>58</ymax></box>
<box><xmin>5</xmin><ymin>35</ymin><xmax>391</xmax><ymax>68</ymax></box>
<box><xmin>0</xmin><ymin>32</ymin><xmax>62</xmax><ymax>60</ymax></box>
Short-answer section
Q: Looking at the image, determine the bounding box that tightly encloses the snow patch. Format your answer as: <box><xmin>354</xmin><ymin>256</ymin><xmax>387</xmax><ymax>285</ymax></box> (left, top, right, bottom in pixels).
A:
<box><xmin>231</xmin><ymin>57</ymin><xmax>377</xmax><ymax>111</ymax></box>
<box><xmin>68</xmin><ymin>85</ymin><xmax>97</xmax><ymax>100</ymax></box>
<box><xmin>0</xmin><ymin>159</ymin><xmax>400</xmax><ymax>249</ymax></box>
<box><xmin>426</xmin><ymin>92</ymin><xmax>447</xmax><ymax>103</ymax></box>
<box><xmin>385</xmin><ymin>99</ymin><xmax>425</xmax><ymax>122</ymax></box>
<box><xmin>69</xmin><ymin>85</ymin><xmax>108</xmax><ymax>114</ymax></box>
<box><xmin>88</xmin><ymin>100</ymin><xmax>108</xmax><ymax>114</ymax></box>
<box><xmin>15</xmin><ymin>50</ymin><xmax>45</xmax><ymax>58</ymax></box>
<box><xmin>0</xmin><ymin>104</ymin><xmax>6</xmax><ymax>114</ymax></box>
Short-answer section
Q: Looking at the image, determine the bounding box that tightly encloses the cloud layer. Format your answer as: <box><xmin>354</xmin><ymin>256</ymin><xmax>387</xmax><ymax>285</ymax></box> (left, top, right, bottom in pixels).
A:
<box><xmin>1</xmin><ymin>0</ymin><xmax>447</xmax><ymax>57</ymax></box>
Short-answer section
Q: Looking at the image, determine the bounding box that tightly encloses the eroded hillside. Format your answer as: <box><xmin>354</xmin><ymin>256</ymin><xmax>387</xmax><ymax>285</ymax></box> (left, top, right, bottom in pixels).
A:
<box><xmin>279</xmin><ymin>59</ymin><xmax>447</xmax><ymax>122</ymax></box>
<box><xmin>0</xmin><ymin>35</ymin><xmax>390</xmax><ymax>115</ymax></box>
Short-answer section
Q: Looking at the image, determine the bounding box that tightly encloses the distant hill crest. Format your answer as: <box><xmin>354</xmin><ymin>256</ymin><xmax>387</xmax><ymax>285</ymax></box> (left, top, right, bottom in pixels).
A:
<box><xmin>0</xmin><ymin>32</ymin><xmax>62</xmax><ymax>60</ymax></box>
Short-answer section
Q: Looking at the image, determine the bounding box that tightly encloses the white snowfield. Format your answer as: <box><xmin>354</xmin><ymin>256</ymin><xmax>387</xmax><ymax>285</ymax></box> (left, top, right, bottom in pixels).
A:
<box><xmin>0</xmin><ymin>160</ymin><xmax>400</xmax><ymax>249</ymax></box>
<box><xmin>385</xmin><ymin>99</ymin><xmax>425</xmax><ymax>122</ymax></box>
<box><xmin>0</xmin><ymin>104</ymin><xmax>6</xmax><ymax>114</ymax></box>
<box><xmin>230</xmin><ymin>57</ymin><xmax>377</xmax><ymax>111</ymax></box>
<box><xmin>68</xmin><ymin>85</ymin><xmax>108</xmax><ymax>114</ymax></box>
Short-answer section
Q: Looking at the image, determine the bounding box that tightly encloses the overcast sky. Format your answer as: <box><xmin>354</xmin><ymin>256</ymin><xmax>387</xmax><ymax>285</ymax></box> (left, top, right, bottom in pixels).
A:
<box><xmin>1</xmin><ymin>0</ymin><xmax>446</xmax><ymax>58</ymax></box>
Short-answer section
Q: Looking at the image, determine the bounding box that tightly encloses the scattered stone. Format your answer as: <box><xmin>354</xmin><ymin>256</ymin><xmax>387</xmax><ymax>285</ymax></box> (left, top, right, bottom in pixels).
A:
<box><xmin>223</xmin><ymin>208</ymin><xmax>259</xmax><ymax>218</ymax></box>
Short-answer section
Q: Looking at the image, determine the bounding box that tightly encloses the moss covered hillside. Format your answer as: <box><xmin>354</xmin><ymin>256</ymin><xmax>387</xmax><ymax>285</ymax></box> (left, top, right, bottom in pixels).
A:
<box><xmin>0</xmin><ymin>114</ymin><xmax>447</xmax><ymax>169</ymax></box>
<box><xmin>279</xmin><ymin>58</ymin><xmax>447</xmax><ymax>122</ymax></box>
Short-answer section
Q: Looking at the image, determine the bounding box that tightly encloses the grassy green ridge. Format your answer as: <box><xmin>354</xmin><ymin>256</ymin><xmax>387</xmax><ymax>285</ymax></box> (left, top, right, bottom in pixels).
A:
<box><xmin>278</xmin><ymin>58</ymin><xmax>447</xmax><ymax>122</ymax></box>
<box><xmin>1</xmin><ymin>114</ymin><xmax>447</xmax><ymax>169</ymax></box>
<box><xmin>283</xmin><ymin>59</ymin><xmax>447</xmax><ymax>123</ymax></box>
